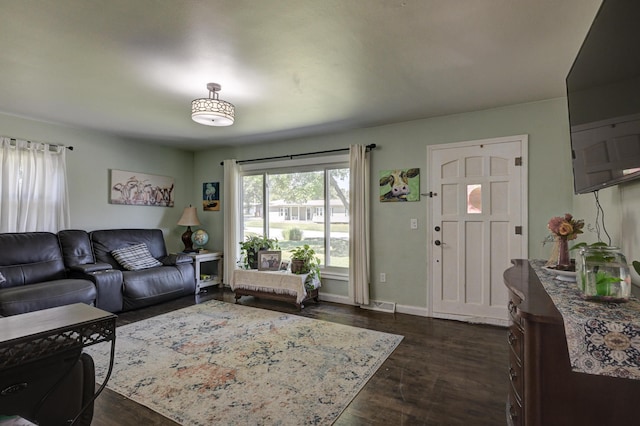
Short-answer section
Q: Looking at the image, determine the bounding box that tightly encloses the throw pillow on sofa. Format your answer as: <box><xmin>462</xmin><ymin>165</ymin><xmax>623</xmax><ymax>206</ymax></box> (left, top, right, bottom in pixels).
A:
<box><xmin>111</xmin><ymin>243</ymin><xmax>162</xmax><ymax>271</ymax></box>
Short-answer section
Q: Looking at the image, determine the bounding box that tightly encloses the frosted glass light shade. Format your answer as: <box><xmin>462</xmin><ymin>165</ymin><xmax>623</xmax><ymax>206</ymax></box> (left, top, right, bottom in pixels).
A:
<box><xmin>191</xmin><ymin>82</ymin><xmax>235</xmax><ymax>126</ymax></box>
<box><xmin>191</xmin><ymin>98</ymin><xmax>235</xmax><ymax>126</ymax></box>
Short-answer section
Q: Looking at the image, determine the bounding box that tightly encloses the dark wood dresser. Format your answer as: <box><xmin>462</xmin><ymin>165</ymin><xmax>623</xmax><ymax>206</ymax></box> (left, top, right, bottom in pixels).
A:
<box><xmin>504</xmin><ymin>259</ymin><xmax>640</xmax><ymax>426</ymax></box>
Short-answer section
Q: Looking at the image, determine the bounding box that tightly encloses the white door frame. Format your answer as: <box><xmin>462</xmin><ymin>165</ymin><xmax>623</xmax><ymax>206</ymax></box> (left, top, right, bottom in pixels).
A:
<box><xmin>426</xmin><ymin>135</ymin><xmax>528</xmax><ymax>325</ymax></box>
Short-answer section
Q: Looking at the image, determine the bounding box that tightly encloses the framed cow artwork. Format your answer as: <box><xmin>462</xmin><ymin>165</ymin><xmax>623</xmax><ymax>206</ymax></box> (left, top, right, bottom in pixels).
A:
<box><xmin>110</xmin><ymin>169</ymin><xmax>174</xmax><ymax>207</ymax></box>
<box><xmin>379</xmin><ymin>168</ymin><xmax>420</xmax><ymax>202</ymax></box>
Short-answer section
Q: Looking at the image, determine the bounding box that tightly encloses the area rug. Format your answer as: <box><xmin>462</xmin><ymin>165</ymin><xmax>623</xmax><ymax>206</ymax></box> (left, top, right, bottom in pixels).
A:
<box><xmin>85</xmin><ymin>300</ymin><xmax>403</xmax><ymax>425</ymax></box>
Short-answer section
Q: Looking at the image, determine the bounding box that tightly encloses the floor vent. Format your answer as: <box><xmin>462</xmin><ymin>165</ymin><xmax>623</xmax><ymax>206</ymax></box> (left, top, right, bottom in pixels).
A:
<box><xmin>361</xmin><ymin>300</ymin><xmax>396</xmax><ymax>313</ymax></box>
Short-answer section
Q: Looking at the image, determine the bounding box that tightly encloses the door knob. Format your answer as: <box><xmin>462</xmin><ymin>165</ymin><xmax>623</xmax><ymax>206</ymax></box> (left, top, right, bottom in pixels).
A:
<box><xmin>434</xmin><ymin>240</ymin><xmax>441</xmax><ymax>246</ymax></box>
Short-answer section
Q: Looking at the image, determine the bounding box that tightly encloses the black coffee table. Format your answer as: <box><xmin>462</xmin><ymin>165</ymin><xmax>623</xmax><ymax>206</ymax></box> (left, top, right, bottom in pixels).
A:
<box><xmin>0</xmin><ymin>303</ymin><xmax>117</xmax><ymax>424</ymax></box>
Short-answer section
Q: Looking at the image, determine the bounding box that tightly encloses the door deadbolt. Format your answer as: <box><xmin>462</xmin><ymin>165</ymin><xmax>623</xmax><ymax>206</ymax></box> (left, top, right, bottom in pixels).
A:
<box><xmin>434</xmin><ymin>226</ymin><xmax>441</xmax><ymax>232</ymax></box>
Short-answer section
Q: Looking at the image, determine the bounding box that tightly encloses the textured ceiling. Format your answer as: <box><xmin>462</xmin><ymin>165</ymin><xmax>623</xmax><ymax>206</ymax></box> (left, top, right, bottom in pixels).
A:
<box><xmin>0</xmin><ymin>0</ymin><xmax>602</xmax><ymax>150</ymax></box>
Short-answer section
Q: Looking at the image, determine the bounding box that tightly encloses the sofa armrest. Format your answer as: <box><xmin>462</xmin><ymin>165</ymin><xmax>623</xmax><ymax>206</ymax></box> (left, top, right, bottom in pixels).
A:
<box><xmin>160</xmin><ymin>254</ymin><xmax>192</xmax><ymax>266</ymax></box>
<box><xmin>83</xmin><ymin>269</ymin><xmax>124</xmax><ymax>313</ymax></box>
<box><xmin>69</xmin><ymin>262</ymin><xmax>113</xmax><ymax>274</ymax></box>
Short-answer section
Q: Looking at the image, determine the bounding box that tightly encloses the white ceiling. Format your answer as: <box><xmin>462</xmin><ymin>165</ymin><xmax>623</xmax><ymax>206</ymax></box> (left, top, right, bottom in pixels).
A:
<box><xmin>0</xmin><ymin>0</ymin><xmax>602</xmax><ymax>151</ymax></box>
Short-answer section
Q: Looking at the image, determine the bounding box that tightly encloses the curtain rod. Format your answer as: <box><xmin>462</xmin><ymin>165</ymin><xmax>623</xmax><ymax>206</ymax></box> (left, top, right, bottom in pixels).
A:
<box><xmin>7</xmin><ymin>137</ymin><xmax>74</xmax><ymax>151</ymax></box>
<box><xmin>219</xmin><ymin>143</ymin><xmax>376</xmax><ymax>166</ymax></box>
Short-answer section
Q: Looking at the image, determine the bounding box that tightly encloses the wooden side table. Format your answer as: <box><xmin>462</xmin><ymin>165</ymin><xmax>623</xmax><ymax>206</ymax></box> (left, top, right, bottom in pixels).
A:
<box><xmin>182</xmin><ymin>251</ymin><xmax>224</xmax><ymax>292</ymax></box>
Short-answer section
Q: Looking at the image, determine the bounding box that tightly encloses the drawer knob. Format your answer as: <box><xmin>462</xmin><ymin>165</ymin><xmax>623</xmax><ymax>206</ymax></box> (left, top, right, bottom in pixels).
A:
<box><xmin>508</xmin><ymin>402</ymin><xmax>518</xmax><ymax>420</ymax></box>
<box><xmin>508</xmin><ymin>331</ymin><xmax>517</xmax><ymax>345</ymax></box>
<box><xmin>509</xmin><ymin>367</ymin><xmax>518</xmax><ymax>380</ymax></box>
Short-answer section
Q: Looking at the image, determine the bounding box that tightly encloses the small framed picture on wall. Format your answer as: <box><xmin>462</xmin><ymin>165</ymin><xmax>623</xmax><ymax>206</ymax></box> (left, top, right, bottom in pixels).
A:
<box><xmin>203</xmin><ymin>182</ymin><xmax>220</xmax><ymax>211</ymax></box>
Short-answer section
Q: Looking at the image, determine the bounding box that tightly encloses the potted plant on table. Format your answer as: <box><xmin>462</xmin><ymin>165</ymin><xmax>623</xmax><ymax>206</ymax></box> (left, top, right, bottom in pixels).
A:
<box><xmin>289</xmin><ymin>244</ymin><xmax>321</xmax><ymax>281</ymax></box>
<box><xmin>239</xmin><ymin>235</ymin><xmax>279</xmax><ymax>269</ymax></box>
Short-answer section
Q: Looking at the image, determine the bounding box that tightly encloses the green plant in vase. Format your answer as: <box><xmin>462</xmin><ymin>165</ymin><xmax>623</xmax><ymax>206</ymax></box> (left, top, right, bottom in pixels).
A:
<box><xmin>289</xmin><ymin>244</ymin><xmax>321</xmax><ymax>281</ymax></box>
<box><xmin>573</xmin><ymin>242</ymin><xmax>631</xmax><ymax>301</ymax></box>
<box><xmin>239</xmin><ymin>235</ymin><xmax>279</xmax><ymax>269</ymax></box>
<box><xmin>593</xmin><ymin>270</ymin><xmax>623</xmax><ymax>297</ymax></box>
<box><xmin>571</xmin><ymin>242</ymin><xmax>609</xmax><ymax>290</ymax></box>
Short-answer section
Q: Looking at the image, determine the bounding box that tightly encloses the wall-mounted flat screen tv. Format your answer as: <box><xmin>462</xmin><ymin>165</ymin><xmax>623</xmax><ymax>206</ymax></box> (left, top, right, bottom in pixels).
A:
<box><xmin>566</xmin><ymin>0</ymin><xmax>640</xmax><ymax>194</ymax></box>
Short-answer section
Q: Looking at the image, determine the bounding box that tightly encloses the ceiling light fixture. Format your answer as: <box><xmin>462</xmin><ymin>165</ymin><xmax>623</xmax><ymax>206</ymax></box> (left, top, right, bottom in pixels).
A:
<box><xmin>191</xmin><ymin>82</ymin><xmax>235</xmax><ymax>126</ymax></box>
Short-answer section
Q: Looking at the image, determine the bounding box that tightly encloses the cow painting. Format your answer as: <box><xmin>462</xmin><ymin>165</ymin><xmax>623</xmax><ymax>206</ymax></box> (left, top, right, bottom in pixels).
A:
<box><xmin>379</xmin><ymin>168</ymin><xmax>420</xmax><ymax>202</ymax></box>
<box><xmin>109</xmin><ymin>170</ymin><xmax>175</xmax><ymax>207</ymax></box>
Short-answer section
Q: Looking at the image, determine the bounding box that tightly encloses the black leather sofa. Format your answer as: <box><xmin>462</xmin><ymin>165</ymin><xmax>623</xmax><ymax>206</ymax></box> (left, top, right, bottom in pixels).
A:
<box><xmin>0</xmin><ymin>229</ymin><xmax>195</xmax><ymax>316</ymax></box>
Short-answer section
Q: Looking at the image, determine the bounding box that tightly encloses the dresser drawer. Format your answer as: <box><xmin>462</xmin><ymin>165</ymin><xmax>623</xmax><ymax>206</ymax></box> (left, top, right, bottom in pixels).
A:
<box><xmin>507</xmin><ymin>387</ymin><xmax>523</xmax><ymax>426</ymax></box>
<box><xmin>508</xmin><ymin>297</ymin><xmax>522</xmax><ymax>326</ymax></box>
<box><xmin>509</xmin><ymin>347</ymin><xmax>524</xmax><ymax>404</ymax></box>
<box><xmin>508</xmin><ymin>323</ymin><xmax>523</xmax><ymax>363</ymax></box>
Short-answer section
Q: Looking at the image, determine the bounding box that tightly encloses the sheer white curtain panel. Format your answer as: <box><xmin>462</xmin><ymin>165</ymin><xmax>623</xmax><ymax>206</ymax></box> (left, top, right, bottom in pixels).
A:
<box><xmin>0</xmin><ymin>138</ymin><xmax>70</xmax><ymax>233</ymax></box>
<box><xmin>349</xmin><ymin>144</ymin><xmax>370</xmax><ymax>305</ymax></box>
<box><xmin>223</xmin><ymin>159</ymin><xmax>240</xmax><ymax>285</ymax></box>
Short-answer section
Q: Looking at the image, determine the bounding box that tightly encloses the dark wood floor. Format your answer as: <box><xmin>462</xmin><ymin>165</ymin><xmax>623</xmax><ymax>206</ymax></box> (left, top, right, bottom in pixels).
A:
<box><xmin>92</xmin><ymin>287</ymin><xmax>509</xmax><ymax>425</ymax></box>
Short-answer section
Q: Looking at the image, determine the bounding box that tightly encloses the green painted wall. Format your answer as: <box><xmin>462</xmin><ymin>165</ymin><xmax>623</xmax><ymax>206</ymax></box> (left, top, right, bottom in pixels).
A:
<box><xmin>0</xmin><ymin>113</ymin><xmax>194</xmax><ymax>253</ymax></box>
<box><xmin>571</xmin><ymin>181</ymin><xmax>640</xmax><ymax>291</ymax></box>
<box><xmin>194</xmin><ymin>98</ymin><xmax>578</xmax><ymax>311</ymax></box>
<box><xmin>4</xmin><ymin>96</ymin><xmax>637</xmax><ymax>310</ymax></box>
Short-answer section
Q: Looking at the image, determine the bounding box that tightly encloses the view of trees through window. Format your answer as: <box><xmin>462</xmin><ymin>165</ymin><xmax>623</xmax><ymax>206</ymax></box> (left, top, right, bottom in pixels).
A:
<box><xmin>242</xmin><ymin>166</ymin><xmax>350</xmax><ymax>270</ymax></box>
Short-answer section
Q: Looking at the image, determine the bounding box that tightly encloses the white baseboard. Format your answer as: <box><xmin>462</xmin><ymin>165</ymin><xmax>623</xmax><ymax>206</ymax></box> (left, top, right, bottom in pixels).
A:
<box><xmin>395</xmin><ymin>304</ymin><xmax>429</xmax><ymax>317</ymax></box>
<box><xmin>317</xmin><ymin>293</ymin><xmax>355</xmax><ymax>305</ymax></box>
<box><xmin>360</xmin><ymin>300</ymin><xmax>396</xmax><ymax>313</ymax></box>
<box><xmin>296</xmin><ymin>291</ymin><xmax>507</xmax><ymax>326</ymax></box>
<box><xmin>318</xmin><ymin>294</ymin><xmax>431</xmax><ymax>317</ymax></box>
<box><xmin>430</xmin><ymin>311</ymin><xmax>509</xmax><ymax>327</ymax></box>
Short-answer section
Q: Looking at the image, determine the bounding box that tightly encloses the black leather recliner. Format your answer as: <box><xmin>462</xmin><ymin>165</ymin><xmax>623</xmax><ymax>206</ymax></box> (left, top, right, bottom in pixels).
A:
<box><xmin>0</xmin><ymin>232</ymin><xmax>96</xmax><ymax>317</ymax></box>
<box><xmin>61</xmin><ymin>229</ymin><xmax>195</xmax><ymax>312</ymax></box>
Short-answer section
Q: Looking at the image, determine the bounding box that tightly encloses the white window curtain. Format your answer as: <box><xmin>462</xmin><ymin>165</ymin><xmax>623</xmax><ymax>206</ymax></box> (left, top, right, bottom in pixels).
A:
<box><xmin>349</xmin><ymin>144</ymin><xmax>370</xmax><ymax>305</ymax></box>
<box><xmin>223</xmin><ymin>159</ymin><xmax>240</xmax><ymax>285</ymax></box>
<box><xmin>0</xmin><ymin>137</ymin><xmax>70</xmax><ymax>233</ymax></box>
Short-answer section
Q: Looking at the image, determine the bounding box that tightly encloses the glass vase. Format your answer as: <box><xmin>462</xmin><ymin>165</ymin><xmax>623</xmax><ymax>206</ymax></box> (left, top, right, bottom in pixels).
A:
<box><xmin>577</xmin><ymin>246</ymin><xmax>631</xmax><ymax>302</ymax></box>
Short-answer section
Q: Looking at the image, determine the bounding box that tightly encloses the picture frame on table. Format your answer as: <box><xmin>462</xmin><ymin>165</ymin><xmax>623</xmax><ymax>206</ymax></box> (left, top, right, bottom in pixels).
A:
<box><xmin>279</xmin><ymin>260</ymin><xmax>290</xmax><ymax>272</ymax></box>
<box><xmin>258</xmin><ymin>251</ymin><xmax>281</xmax><ymax>271</ymax></box>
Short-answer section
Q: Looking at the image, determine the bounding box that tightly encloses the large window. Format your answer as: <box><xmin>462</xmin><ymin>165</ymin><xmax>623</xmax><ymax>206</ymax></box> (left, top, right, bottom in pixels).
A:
<box><xmin>241</xmin><ymin>159</ymin><xmax>349</xmax><ymax>274</ymax></box>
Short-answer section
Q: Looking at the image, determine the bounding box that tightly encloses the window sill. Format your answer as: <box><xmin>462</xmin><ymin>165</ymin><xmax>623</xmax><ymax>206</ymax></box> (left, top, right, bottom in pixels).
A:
<box><xmin>321</xmin><ymin>270</ymin><xmax>349</xmax><ymax>282</ymax></box>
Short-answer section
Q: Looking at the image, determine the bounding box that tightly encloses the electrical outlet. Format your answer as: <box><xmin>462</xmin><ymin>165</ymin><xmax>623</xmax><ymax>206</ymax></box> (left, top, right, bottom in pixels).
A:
<box><xmin>380</xmin><ymin>273</ymin><xmax>386</xmax><ymax>283</ymax></box>
<box><xmin>410</xmin><ymin>218</ymin><xmax>418</xmax><ymax>229</ymax></box>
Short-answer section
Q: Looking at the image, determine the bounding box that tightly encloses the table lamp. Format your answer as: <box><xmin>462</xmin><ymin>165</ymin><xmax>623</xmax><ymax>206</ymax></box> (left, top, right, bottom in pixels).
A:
<box><xmin>177</xmin><ymin>205</ymin><xmax>201</xmax><ymax>252</ymax></box>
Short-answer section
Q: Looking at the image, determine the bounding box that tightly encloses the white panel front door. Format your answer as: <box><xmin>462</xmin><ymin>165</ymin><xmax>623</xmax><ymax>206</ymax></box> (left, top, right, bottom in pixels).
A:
<box><xmin>428</xmin><ymin>135</ymin><xmax>528</xmax><ymax>326</ymax></box>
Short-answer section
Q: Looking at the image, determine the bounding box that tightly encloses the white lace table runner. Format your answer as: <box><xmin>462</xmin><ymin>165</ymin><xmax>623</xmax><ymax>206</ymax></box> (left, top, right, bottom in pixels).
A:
<box><xmin>531</xmin><ymin>260</ymin><xmax>640</xmax><ymax>380</ymax></box>
<box><xmin>230</xmin><ymin>269</ymin><xmax>318</xmax><ymax>304</ymax></box>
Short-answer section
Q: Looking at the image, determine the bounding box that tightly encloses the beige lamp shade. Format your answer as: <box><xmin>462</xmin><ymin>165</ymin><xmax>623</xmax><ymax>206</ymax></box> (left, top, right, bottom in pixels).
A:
<box><xmin>178</xmin><ymin>206</ymin><xmax>200</xmax><ymax>252</ymax></box>
<box><xmin>177</xmin><ymin>206</ymin><xmax>201</xmax><ymax>227</ymax></box>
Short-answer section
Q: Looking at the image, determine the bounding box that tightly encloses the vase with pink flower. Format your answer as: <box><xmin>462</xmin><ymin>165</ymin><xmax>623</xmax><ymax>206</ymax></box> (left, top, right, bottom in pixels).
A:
<box><xmin>545</xmin><ymin>213</ymin><xmax>584</xmax><ymax>273</ymax></box>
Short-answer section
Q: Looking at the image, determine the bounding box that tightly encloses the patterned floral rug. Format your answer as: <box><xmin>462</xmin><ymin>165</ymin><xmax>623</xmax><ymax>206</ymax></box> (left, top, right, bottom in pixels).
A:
<box><xmin>85</xmin><ymin>300</ymin><xmax>403</xmax><ymax>425</ymax></box>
